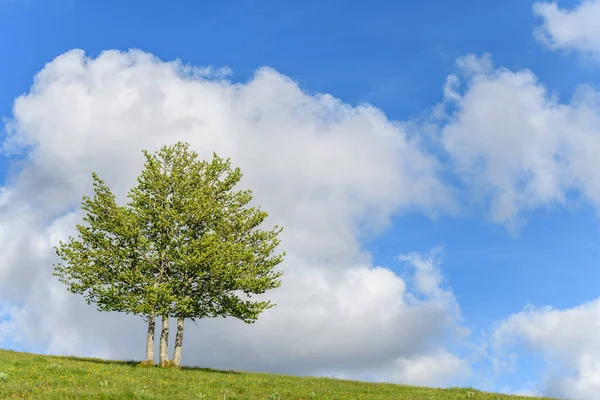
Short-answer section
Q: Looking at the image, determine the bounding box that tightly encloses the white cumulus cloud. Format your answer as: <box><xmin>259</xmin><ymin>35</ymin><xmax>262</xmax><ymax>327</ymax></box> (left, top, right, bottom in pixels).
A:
<box><xmin>437</xmin><ymin>54</ymin><xmax>600</xmax><ymax>231</ymax></box>
<box><xmin>493</xmin><ymin>299</ymin><xmax>600</xmax><ymax>399</ymax></box>
<box><xmin>534</xmin><ymin>0</ymin><xmax>600</xmax><ymax>57</ymax></box>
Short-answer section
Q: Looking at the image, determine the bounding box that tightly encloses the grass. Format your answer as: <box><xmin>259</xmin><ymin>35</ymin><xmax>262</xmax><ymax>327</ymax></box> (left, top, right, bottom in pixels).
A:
<box><xmin>0</xmin><ymin>349</ymin><xmax>553</xmax><ymax>400</ymax></box>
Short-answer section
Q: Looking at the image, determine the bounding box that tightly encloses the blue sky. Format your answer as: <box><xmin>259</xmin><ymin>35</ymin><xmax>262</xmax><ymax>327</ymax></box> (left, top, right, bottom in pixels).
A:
<box><xmin>1</xmin><ymin>0</ymin><xmax>594</xmax><ymax>119</ymax></box>
<box><xmin>3</xmin><ymin>0</ymin><xmax>600</xmax><ymax>398</ymax></box>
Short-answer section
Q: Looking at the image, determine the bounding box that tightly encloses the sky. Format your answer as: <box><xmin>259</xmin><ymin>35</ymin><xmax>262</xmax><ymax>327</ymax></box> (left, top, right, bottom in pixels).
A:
<box><xmin>2</xmin><ymin>0</ymin><xmax>600</xmax><ymax>398</ymax></box>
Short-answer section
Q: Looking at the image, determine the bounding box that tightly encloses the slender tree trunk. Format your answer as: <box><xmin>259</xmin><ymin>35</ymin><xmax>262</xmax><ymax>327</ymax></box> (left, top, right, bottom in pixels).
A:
<box><xmin>145</xmin><ymin>314</ymin><xmax>156</xmax><ymax>364</ymax></box>
<box><xmin>159</xmin><ymin>314</ymin><xmax>169</xmax><ymax>366</ymax></box>
<box><xmin>171</xmin><ymin>316</ymin><xmax>185</xmax><ymax>367</ymax></box>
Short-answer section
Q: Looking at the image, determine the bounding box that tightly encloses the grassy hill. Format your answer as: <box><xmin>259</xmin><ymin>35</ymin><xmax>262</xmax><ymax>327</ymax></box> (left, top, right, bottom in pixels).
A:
<box><xmin>0</xmin><ymin>349</ymin><xmax>552</xmax><ymax>399</ymax></box>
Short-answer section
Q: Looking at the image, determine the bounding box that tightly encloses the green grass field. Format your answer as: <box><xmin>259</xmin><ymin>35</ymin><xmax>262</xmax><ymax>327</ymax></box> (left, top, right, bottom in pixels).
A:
<box><xmin>0</xmin><ymin>349</ymin><xmax>552</xmax><ymax>399</ymax></box>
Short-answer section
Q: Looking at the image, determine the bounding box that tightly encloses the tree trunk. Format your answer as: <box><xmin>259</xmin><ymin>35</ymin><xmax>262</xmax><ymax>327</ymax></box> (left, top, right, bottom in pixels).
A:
<box><xmin>145</xmin><ymin>314</ymin><xmax>156</xmax><ymax>364</ymax></box>
<box><xmin>159</xmin><ymin>315</ymin><xmax>169</xmax><ymax>366</ymax></box>
<box><xmin>171</xmin><ymin>316</ymin><xmax>185</xmax><ymax>367</ymax></box>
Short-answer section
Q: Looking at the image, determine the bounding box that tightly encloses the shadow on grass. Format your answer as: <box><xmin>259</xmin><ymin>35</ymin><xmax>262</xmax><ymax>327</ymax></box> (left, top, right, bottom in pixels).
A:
<box><xmin>55</xmin><ymin>355</ymin><xmax>140</xmax><ymax>368</ymax></box>
<box><xmin>180</xmin><ymin>366</ymin><xmax>240</xmax><ymax>375</ymax></box>
<box><xmin>55</xmin><ymin>355</ymin><xmax>240</xmax><ymax>374</ymax></box>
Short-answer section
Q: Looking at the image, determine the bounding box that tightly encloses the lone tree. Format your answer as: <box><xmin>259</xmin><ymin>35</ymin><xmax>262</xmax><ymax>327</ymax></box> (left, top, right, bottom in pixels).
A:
<box><xmin>54</xmin><ymin>142</ymin><xmax>284</xmax><ymax>366</ymax></box>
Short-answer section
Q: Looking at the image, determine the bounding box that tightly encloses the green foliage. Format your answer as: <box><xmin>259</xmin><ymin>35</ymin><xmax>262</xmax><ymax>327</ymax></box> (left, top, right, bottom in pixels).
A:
<box><xmin>127</xmin><ymin>142</ymin><xmax>284</xmax><ymax>323</ymax></box>
<box><xmin>0</xmin><ymin>372</ymin><xmax>7</xmax><ymax>382</ymax></box>
<box><xmin>54</xmin><ymin>173</ymin><xmax>157</xmax><ymax>317</ymax></box>
<box><xmin>53</xmin><ymin>142</ymin><xmax>284</xmax><ymax>353</ymax></box>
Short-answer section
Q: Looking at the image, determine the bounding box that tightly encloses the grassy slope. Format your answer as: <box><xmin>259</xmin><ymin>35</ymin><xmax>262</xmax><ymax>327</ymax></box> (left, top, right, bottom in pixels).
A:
<box><xmin>0</xmin><ymin>350</ymin><xmax>552</xmax><ymax>400</ymax></box>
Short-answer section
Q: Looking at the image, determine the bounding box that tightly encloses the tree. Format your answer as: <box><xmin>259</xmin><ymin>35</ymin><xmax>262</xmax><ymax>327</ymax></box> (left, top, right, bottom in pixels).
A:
<box><xmin>54</xmin><ymin>142</ymin><xmax>284</xmax><ymax>366</ymax></box>
<box><xmin>154</xmin><ymin>154</ymin><xmax>284</xmax><ymax>366</ymax></box>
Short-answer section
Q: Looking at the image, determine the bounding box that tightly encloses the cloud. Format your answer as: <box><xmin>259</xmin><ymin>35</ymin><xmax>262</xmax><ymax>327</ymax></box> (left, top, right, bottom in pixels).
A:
<box><xmin>377</xmin><ymin>350</ymin><xmax>472</xmax><ymax>387</ymax></box>
<box><xmin>0</xmin><ymin>49</ymin><xmax>466</xmax><ymax>386</ymax></box>
<box><xmin>493</xmin><ymin>299</ymin><xmax>600</xmax><ymax>399</ymax></box>
<box><xmin>534</xmin><ymin>0</ymin><xmax>600</xmax><ymax>57</ymax></box>
<box><xmin>436</xmin><ymin>54</ymin><xmax>600</xmax><ymax>231</ymax></box>
<box><xmin>309</xmin><ymin>251</ymin><xmax>470</xmax><ymax>387</ymax></box>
